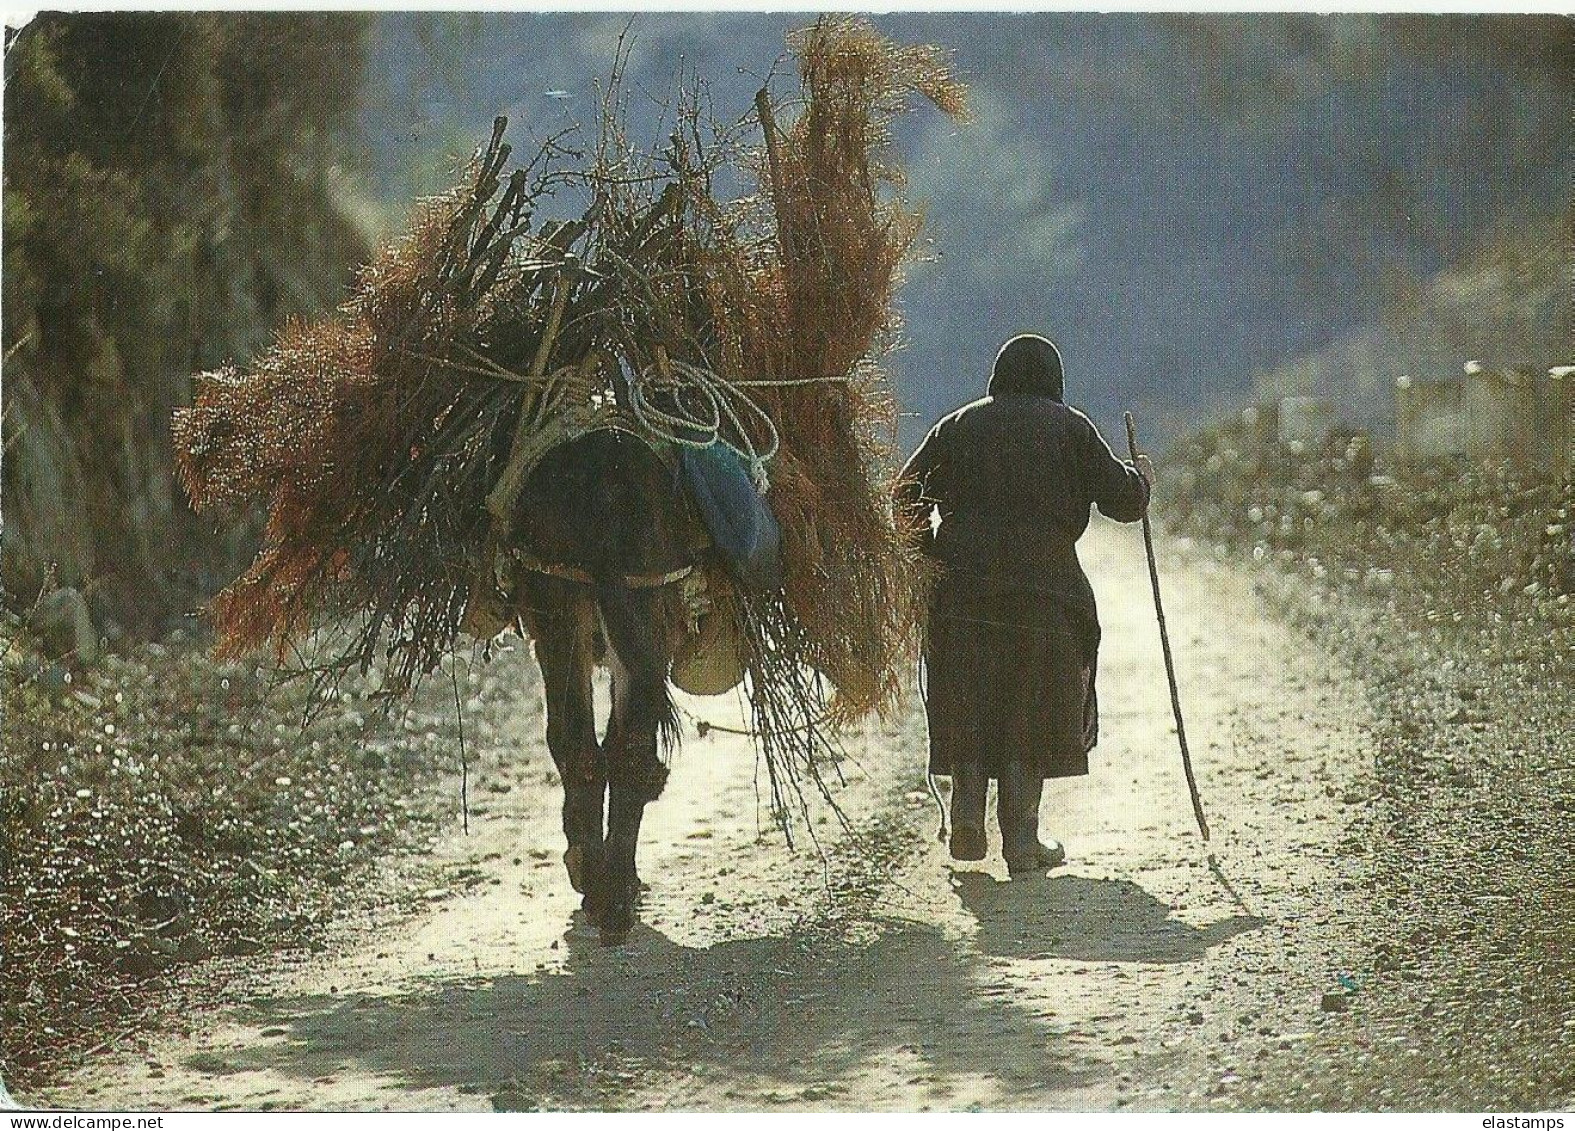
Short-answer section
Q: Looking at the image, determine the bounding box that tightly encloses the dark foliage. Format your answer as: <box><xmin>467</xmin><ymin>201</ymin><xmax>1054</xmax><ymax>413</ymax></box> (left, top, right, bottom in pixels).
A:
<box><xmin>2</xmin><ymin>13</ymin><xmax>371</xmax><ymax>632</ymax></box>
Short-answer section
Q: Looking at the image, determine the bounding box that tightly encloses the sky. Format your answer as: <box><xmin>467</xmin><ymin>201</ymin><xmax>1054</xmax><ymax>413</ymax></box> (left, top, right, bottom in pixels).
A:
<box><xmin>357</xmin><ymin>12</ymin><xmax>1572</xmax><ymax>447</ymax></box>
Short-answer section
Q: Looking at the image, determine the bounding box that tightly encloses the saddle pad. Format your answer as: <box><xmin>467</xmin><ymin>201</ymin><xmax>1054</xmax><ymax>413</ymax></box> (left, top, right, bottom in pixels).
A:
<box><xmin>679</xmin><ymin>442</ymin><xmax>783</xmax><ymax>592</ymax></box>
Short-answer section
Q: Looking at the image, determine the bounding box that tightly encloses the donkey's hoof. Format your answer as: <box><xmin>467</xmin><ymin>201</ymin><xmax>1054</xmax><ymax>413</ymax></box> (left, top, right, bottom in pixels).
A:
<box><xmin>597</xmin><ymin>905</ymin><xmax>636</xmax><ymax>944</ymax></box>
<box><xmin>564</xmin><ymin>846</ymin><xmax>586</xmax><ymax>894</ymax></box>
<box><xmin>948</xmin><ymin>825</ymin><xmax>988</xmax><ymax>862</ymax></box>
<box><xmin>580</xmin><ymin>891</ymin><xmax>609</xmax><ymax>933</ymax></box>
<box><xmin>589</xmin><ymin>874</ymin><xmax>640</xmax><ymax>942</ymax></box>
<box><xmin>582</xmin><ymin>895</ymin><xmax>635</xmax><ymax>943</ymax></box>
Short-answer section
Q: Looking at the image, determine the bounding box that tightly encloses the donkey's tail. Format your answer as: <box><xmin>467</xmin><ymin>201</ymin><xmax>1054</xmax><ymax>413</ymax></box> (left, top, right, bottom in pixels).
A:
<box><xmin>596</xmin><ymin>580</ymin><xmax>682</xmax><ymax>754</ymax></box>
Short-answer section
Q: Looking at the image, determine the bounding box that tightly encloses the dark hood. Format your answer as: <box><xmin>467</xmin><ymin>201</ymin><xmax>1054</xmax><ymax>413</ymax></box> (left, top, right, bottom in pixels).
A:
<box><xmin>988</xmin><ymin>334</ymin><xmax>1064</xmax><ymax>401</ymax></box>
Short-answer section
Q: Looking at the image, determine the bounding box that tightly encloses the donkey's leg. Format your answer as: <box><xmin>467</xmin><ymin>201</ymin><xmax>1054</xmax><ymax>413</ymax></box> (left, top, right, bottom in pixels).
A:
<box><xmin>524</xmin><ymin>576</ymin><xmax>606</xmax><ymax>905</ymax></box>
<box><xmin>595</xmin><ymin>584</ymin><xmax>677</xmax><ymax>941</ymax></box>
<box><xmin>599</xmin><ymin>688</ymin><xmax>644</xmax><ymax>895</ymax></box>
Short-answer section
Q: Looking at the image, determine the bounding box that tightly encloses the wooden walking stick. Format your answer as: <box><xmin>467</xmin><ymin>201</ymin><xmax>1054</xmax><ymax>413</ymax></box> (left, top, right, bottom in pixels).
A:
<box><xmin>1124</xmin><ymin>412</ymin><xmax>1211</xmax><ymax>843</ymax></box>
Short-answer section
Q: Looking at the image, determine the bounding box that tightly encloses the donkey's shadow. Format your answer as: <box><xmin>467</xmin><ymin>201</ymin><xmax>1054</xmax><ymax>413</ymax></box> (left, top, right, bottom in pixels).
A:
<box><xmin>953</xmin><ymin>872</ymin><xmax>1262</xmax><ymax>964</ymax></box>
<box><xmin>217</xmin><ymin>914</ymin><xmax>1104</xmax><ymax>1109</ymax></box>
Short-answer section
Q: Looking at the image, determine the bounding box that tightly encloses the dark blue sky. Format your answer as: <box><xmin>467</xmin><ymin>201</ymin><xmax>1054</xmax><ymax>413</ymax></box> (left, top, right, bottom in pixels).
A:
<box><xmin>359</xmin><ymin>13</ymin><xmax>1571</xmax><ymax>446</ymax></box>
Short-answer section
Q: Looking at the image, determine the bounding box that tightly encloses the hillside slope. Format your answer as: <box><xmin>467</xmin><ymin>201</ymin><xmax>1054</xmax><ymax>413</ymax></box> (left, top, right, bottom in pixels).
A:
<box><xmin>2</xmin><ymin>13</ymin><xmax>372</xmax><ymax>634</ymax></box>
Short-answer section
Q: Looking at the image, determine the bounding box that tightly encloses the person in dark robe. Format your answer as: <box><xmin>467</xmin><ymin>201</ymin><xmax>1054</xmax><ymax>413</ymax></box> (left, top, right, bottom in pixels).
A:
<box><xmin>898</xmin><ymin>333</ymin><xmax>1154</xmax><ymax>875</ymax></box>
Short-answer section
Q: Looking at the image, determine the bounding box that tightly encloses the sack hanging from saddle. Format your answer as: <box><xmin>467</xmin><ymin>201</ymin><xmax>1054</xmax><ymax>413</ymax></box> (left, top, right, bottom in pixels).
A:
<box><xmin>679</xmin><ymin>440</ymin><xmax>783</xmax><ymax>593</ymax></box>
<box><xmin>666</xmin><ymin>439</ymin><xmax>780</xmax><ymax>697</ymax></box>
<box><xmin>671</xmin><ymin>567</ymin><xmax>748</xmax><ymax>696</ymax></box>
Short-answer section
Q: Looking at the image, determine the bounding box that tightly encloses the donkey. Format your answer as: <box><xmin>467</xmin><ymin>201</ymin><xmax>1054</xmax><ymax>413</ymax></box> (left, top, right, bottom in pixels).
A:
<box><xmin>508</xmin><ymin>428</ymin><xmax>707</xmax><ymax>942</ymax></box>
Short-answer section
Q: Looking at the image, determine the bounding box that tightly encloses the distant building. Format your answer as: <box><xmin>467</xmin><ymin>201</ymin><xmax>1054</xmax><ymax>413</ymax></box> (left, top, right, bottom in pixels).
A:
<box><xmin>1277</xmin><ymin>396</ymin><xmax>1335</xmax><ymax>447</ymax></box>
<box><xmin>1239</xmin><ymin>402</ymin><xmax>1279</xmax><ymax>450</ymax></box>
<box><xmin>1394</xmin><ymin>363</ymin><xmax>1571</xmax><ymax>472</ymax></box>
<box><xmin>1548</xmin><ymin>366</ymin><xmax>1573</xmax><ymax>473</ymax></box>
<box><xmin>1394</xmin><ymin>375</ymin><xmax>1467</xmax><ymax>462</ymax></box>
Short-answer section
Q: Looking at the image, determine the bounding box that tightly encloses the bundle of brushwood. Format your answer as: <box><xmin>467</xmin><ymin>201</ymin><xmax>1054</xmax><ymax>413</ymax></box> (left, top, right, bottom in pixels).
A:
<box><xmin>174</xmin><ymin>18</ymin><xmax>966</xmax><ymax>822</ymax></box>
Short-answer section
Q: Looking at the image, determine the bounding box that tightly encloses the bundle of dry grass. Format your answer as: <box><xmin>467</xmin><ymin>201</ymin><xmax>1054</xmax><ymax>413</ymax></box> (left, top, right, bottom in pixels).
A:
<box><xmin>743</xmin><ymin>19</ymin><xmax>966</xmax><ymax>718</ymax></box>
<box><xmin>175</xmin><ymin>18</ymin><xmax>966</xmax><ymax>774</ymax></box>
<box><xmin>176</xmin><ymin>129</ymin><xmax>567</xmax><ymax>693</ymax></box>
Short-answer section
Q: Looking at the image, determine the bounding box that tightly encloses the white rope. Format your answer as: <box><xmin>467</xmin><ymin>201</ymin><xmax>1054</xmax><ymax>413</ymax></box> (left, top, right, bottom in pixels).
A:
<box><xmin>627</xmin><ymin>359</ymin><xmax>784</xmax><ymax>492</ymax></box>
<box><xmin>730</xmin><ymin>375</ymin><xmax>854</xmax><ymax>388</ymax></box>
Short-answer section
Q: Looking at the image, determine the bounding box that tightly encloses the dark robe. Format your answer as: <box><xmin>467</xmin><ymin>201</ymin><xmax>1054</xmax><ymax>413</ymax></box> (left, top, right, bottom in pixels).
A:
<box><xmin>899</xmin><ymin>341</ymin><xmax>1149</xmax><ymax>780</ymax></box>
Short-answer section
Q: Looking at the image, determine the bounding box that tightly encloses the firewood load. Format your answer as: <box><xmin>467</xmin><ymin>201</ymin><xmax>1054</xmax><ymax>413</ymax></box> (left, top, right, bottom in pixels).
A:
<box><xmin>173</xmin><ymin>18</ymin><xmax>967</xmax><ymax>759</ymax></box>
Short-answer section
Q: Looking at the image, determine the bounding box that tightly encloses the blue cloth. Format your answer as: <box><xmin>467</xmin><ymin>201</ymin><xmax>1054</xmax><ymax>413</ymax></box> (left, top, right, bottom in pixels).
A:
<box><xmin>679</xmin><ymin>442</ymin><xmax>783</xmax><ymax>592</ymax></box>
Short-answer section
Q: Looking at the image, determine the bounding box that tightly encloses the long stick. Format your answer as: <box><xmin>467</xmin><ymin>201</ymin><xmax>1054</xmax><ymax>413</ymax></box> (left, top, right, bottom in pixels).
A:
<box><xmin>1124</xmin><ymin>412</ymin><xmax>1210</xmax><ymax>842</ymax></box>
<box><xmin>486</xmin><ymin>275</ymin><xmax>571</xmax><ymax>529</ymax></box>
<box><xmin>464</xmin><ymin>275</ymin><xmax>572</xmax><ymax>637</ymax></box>
<box><xmin>754</xmin><ymin>89</ymin><xmax>789</xmax><ymax>241</ymax></box>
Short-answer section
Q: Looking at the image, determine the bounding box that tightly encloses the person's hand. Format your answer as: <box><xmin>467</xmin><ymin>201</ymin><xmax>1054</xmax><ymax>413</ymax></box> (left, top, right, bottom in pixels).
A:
<box><xmin>1136</xmin><ymin>454</ymin><xmax>1156</xmax><ymax>490</ymax></box>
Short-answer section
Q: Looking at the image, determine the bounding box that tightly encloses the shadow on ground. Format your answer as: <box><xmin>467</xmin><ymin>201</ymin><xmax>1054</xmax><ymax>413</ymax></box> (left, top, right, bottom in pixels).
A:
<box><xmin>208</xmin><ymin>914</ymin><xmax>1103</xmax><ymax>1108</ymax></box>
<box><xmin>953</xmin><ymin>872</ymin><xmax>1263</xmax><ymax>963</ymax></box>
<box><xmin>172</xmin><ymin>872</ymin><xmax>1262</xmax><ymax>1109</ymax></box>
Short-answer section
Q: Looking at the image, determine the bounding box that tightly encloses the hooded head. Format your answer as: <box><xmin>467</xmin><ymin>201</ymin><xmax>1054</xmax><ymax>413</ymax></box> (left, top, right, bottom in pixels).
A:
<box><xmin>988</xmin><ymin>333</ymin><xmax>1064</xmax><ymax>401</ymax></box>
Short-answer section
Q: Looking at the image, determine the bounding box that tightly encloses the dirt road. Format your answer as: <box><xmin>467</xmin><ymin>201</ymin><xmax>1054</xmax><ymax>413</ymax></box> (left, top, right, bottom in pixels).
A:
<box><xmin>42</xmin><ymin>522</ymin><xmax>1374</xmax><ymax>1111</ymax></box>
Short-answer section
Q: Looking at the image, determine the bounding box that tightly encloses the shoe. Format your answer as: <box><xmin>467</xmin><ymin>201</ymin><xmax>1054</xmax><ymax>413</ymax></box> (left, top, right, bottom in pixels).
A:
<box><xmin>1006</xmin><ymin>837</ymin><xmax>1066</xmax><ymax>876</ymax></box>
<box><xmin>949</xmin><ymin>824</ymin><xmax>988</xmax><ymax>861</ymax></box>
<box><xmin>949</xmin><ymin>763</ymin><xmax>987</xmax><ymax>861</ymax></box>
<box><xmin>998</xmin><ymin>760</ymin><xmax>1067</xmax><ymax>875</ymax></box>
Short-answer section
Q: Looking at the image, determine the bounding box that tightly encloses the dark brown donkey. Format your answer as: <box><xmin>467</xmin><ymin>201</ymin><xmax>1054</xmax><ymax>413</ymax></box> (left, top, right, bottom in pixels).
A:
<box><xmin>509</xmin><ymin>428</ymin><xmax>706</xmax><ymax>942</ymax></box>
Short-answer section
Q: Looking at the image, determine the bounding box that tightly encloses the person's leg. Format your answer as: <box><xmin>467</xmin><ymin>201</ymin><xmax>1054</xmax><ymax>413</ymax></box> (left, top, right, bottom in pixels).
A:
<box><xmin>949</xmin><ymin>762</ymin><xmax>988</xmax><ymax>861</ymax></box>
<box><xmin>998</xmin><ymin>760</ymin><xmax>1065</xmax><ymax>875</ymax></box>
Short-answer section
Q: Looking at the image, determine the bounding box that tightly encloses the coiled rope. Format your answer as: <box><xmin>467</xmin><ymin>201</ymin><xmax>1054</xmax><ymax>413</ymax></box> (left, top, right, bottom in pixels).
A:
<box><xmin>626</xmin><ymin>358</ymin><xmax>797</xmax><ymax>492</ymax></box>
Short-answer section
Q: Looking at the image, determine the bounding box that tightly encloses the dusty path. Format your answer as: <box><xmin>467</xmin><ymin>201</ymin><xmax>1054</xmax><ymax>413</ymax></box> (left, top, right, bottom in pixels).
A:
<box><xmin>42</xmin><ymin>522</ymin><xmax>1374</xmax><ymax>1111</ymax></box>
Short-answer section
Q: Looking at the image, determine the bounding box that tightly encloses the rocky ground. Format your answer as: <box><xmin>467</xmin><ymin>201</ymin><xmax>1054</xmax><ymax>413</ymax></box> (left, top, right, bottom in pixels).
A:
<box><xmin>1164</xmin><ymin>422</ymin><xmax>1574</xmax><ymax>1110</ymax></box>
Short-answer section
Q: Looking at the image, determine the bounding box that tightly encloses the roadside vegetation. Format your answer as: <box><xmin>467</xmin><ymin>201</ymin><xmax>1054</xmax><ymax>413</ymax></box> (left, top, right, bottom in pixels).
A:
<box><xmin>0</xmin><ymin>616</ymin><xmax>484</xmax><ymax>1089</ymax></box>
<box><xmin>1165</xmin><ymin>420</ymin><xmax>1574</xmax><ymax>1109</ymax></box>
<box><xmin>2</xmin><ymin>13</ymin><xmax>371</xmax><ymax>634</ymax></box>
<box><xmin>0</xmin><ymin>13</ymin><xmax>393</xmax><ymax>1092</ymax></box>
